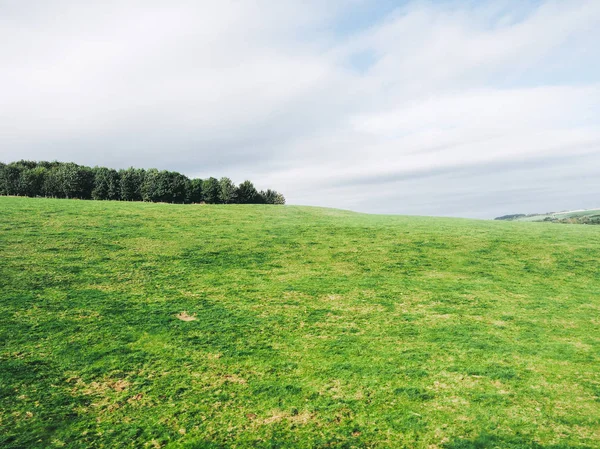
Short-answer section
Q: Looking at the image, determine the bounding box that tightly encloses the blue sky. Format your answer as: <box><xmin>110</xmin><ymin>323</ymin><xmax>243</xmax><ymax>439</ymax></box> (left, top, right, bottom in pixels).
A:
<box><xmin>0</xmin><ymin>0</ymin><xmax>599</xmax><ymax>217</ymax></box>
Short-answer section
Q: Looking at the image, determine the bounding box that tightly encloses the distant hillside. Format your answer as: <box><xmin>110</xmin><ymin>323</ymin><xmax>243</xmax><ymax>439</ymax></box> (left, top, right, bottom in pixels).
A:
<box><xmin>495</xmin><ymin>208</ymin><xmax>600</xmax><ymax>224</ymax></box>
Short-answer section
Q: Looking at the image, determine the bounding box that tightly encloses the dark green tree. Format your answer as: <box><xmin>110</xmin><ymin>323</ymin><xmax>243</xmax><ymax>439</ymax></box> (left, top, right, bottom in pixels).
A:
<box><xmin>120</xmin><ymin>167</ymin><xmax>145</xmax><ymax>201</ymax></box>
<box><xmin>1</xmin><ymin>164</ymin><xmax>23</xmax><ymax>196</ymax></box>
<box><xmin>236</xmin><ymin>180</ymin><xmax>260</xmax><ymax>204</ymax></box>
<box><xmin>187</xmin><ymin>178</ymin><xmax>203</xmax><ymax>203</ymax></box>
<box><xmin>141</xmin><ymin>169</ymin><xmax>161</xmax><ymax>202</ymax></box>
<box><xmin>202</xmin><ymin>177</ymin><xmax>220</xmax><ymax>204</ymax></box>
<box><xmin>92</xmin><ymin>167</ymin><xmax>110</xmax><ymax>200</ymax></box>
<box><xmin>1</xmin><ymin>160</ymin><xmax>284</xmax><ymax>205</ymax></box>
<box><xmin>20</xmin><ymin>167</ymin><xmax>47</xmax><ymax>197</ymax></box>
<box><xmin>218</xmin><ymin>177</ymin><xmax>237</xmax><ymax>204</ymax></box>
<box><xmin>57</xmin><ymin>163</ymin><xmax>94</xmax><ymax>199</ymax></box>
<box><xmin>260</xmin><ymin>189</ymin><xmax>285</xmax><ymax>205</ymax></box>
<box><xmin>168</xmin><ymin>172</ymin><xmax>188</xmax><ymax>203</ymax></box>
<box><xmin>106</xmin><ymin>169</ymin><xmax>121</xmax><ymax>200</ymax></box>
<box><xmin>15</xmin><ymin>160</ymin><xmax>39</xmax><ymax>169</ymax></box>
<box><xmin>93</xmin><ymin>167</ymin><xmax>121</xmax><ymax>200</ymax></box>
<box><xmin>0</xmin><ymin>162</ymin><xmax>7</xmax><ymax>195</ymax></box>
<box><xmin>43</xmin><ymin>166</ymin><xmax>63</xmax><ymax>198</ymax></box>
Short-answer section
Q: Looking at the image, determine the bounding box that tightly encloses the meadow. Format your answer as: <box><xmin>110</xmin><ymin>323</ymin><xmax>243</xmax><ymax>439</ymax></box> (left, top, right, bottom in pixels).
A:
<box><xmin>1</xmin><ymin>197</ymin><xmax>599</xmax><ymax>448</ymax></box>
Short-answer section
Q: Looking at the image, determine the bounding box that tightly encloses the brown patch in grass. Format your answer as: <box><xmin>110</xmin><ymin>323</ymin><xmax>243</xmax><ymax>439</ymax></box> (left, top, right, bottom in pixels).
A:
<box><xmin>71</xmin><ymin>378</ymin><xmax>131</xmax><ymax>396</ymax></box>
<box><xmin>223</xmin><ymin>374</ymin><xmax>247</xmax><ymax>384</ymax></box>
<box><xmin>176</xmin><ymin>311</ymin><xmax>197</xmax><ymax>322</ymax></box>
<box><xmin>262</xmin><ymin>410</ymin><xmax>315</xmax><ymax>425</ymax></box>
<box><xmin>263</xmin><ymin>412</ymin><xmax>285</xmax><ymax>424</ymax></box>
<box><xmin>111</xmin><ymin>379</ymin><xmax>130</xmax><ymax>392</ymax></box>
<box><xmin>289</xmin><ymin>411</ymin><xmax>314</xmax><ymax>425</ymax></box>
<box><xmin>149</xmin><ymin>440</ymin><xmax>162</xmax><ymax>449</ymax></box>
<box><xmin>127</xmin><ymin>393</ymin><xmax>144</xmax><ymax>403</ymax></box>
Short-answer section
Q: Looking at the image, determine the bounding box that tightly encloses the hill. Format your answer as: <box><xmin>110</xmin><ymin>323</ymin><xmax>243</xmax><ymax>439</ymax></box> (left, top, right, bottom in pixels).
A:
<box><xmin>495</xmin><ymin>208</ymin><xmax>600</xmax><ymax>224</ymax></box>
<box><xmin>1</xmin><ymin>197</ymin><xmax>599</xmax><ymax>448</ymax></box>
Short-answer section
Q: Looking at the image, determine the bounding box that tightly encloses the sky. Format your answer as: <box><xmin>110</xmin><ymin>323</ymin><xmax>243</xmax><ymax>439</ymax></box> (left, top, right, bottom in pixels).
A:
<box><xmin>1</xmin><ymin>0</ymin><xmax>599</xmax><ymax>218</ymax></box>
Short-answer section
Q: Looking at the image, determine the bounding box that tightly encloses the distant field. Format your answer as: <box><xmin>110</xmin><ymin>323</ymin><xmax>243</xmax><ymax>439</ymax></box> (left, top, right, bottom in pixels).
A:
<box><xmin>1</xmin><ymin>197</ymin><xmax>599</xmax><ymax>448</ymax></box>
<box><xmin>511</xmin><ymin>209</ymin><xmax>600</xmax><ymax>223</ymax></box>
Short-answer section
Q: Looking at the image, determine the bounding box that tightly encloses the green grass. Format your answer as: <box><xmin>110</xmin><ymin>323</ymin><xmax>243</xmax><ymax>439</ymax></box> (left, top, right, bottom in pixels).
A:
<box><xmin>1</xmin><ymin>197</ymin><xmax>599</xmax><ymax>449</ymax></box>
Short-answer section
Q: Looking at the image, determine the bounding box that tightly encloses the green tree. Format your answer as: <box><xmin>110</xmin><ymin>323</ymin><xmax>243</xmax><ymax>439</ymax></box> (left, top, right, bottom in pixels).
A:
<box><xmin>20</xmin><ymin>167</ymin><xmax>47</xmax><ymax>197</ymax></box>
<box><xmin>168</xmin><ymin>172</ymin><xmax>189</xmax><ymax>204</ymax></box>
<box><xmin>260</xmin><ymin>189</ymin><xmax>285</xmax><ymax>205</ymax></box>
<box><xmin>187</xmin><ymin>178</ymin><xmax>203</xmax><ymax>203</ymax></box>
<box><xmin>93</xmin><ymin>167</ymin><xmax>121</xmax><ymax>201</ymax></box>
<box><xmin>1</xmin><ymin>164</ymin><xmax>23</xmax><ymax>196</ymax></box>
<box><xmin>14</xmin><ymin>160</ymin><xmax>38</xmax><ymax>169</ymax></box>
<box><xmin>219</xmin><ymin>177</ymin><xmax>237</xmax><ymax>204</ymax></box>
<box><xmin>43</xmin><ymin>166</ymin><xmax>63</xmax><ymax>198</ymax></box>
<box><xmin>92</xmin><ymin>167</ymin><xmax>110</xmax><ymax>200</ymax></box>
<box><xmin>0</xmin><ymin>160</ymin><xmax>285</xmax><ymax>205</ymax></box>
<box><xmin>0</xmin><ymin>162</ymin><xmax>7</xmax><ymax>195</ymax></box>
<box><xmin>120</xmin><ymin>167</ymin><xmax>145</xmax><ymax>201</ymax></box>
<box><xmin>273</xmin><ymin>192</ymin><xmax>285</xmax><ymax>205</ymax></box>
<box><xmin>141</xmin><ymin>169</ymin><xmax>161</xmax><ymax>202</ymax></box>
<box><xmin>57</xmin><ymin>163</ymin><xmax>94</xmax><ymax>199</ymax></box>
<box><xmin>236</xmin><ymin>180</ymin><xmax>260</xmax><ymax>204</ymax></box>
<box><xmin>141</xmin><ymin>170</ymin><xmax>187</xmax><ymax>203</ymax></box>
<box><xmin>106</xmin><ymin>169</ymin><xmax>121</xmax><ymax>200</ymax></box>
<box><xmin>202</xmin><ymin>177</ymin><xmax>220</xmax><ymax>204</ymax></box>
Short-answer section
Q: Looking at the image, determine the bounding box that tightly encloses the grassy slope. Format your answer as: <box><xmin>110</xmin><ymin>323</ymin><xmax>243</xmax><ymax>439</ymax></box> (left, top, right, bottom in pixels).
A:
<box><xmin>1</xmin><ymin>197</ymin><xmax>599</xmax><ymax>449</ymax></box>
<box><xmin>514</xmin><ymin>209</ymin><xmax>600</xmax><ymax>222</ymax></box>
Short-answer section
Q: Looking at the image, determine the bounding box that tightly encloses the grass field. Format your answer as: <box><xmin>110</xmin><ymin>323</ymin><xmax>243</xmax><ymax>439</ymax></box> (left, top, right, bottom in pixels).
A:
<box><xmin>1</xmin><ymin>197</ymin><xmax>599</xmax><ymax>449</ymax></box>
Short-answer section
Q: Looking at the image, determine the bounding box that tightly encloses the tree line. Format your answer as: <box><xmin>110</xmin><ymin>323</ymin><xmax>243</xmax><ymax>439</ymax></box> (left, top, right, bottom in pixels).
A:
<box><xmin>0</xmin><ymin>160</ymin><xmax>285</xmax><ymax>205</ymax></box>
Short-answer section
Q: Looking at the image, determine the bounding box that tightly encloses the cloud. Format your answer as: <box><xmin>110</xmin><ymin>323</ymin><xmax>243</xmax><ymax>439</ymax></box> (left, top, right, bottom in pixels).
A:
<box><xmin>0</xmin><ymin>0</ymin><xmax>599</xmax><ymax>217</ymax></box>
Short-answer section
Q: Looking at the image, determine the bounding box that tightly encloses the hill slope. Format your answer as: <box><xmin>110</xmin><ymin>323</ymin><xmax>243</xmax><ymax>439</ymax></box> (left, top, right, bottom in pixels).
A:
<box><xmin>1</xmin><ymin>197</ymin><xmax>599</xmax><ymax>448</ymax></box>
<box><xmin>496</xmin><ymin>208</ymin><xmax>600</xmax><ymax>224</ymax></box>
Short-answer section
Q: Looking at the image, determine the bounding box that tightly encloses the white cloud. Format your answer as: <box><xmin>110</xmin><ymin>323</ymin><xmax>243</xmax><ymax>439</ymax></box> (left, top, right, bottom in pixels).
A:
<box><xmin>0</xmin><ymin>0</ymin><xmax>599</xmax><ymax>217</ymax></box>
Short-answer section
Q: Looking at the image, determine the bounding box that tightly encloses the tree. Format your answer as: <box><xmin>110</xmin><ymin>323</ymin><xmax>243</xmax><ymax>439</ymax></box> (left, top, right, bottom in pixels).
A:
<box><xmin>260</xmin><ymin>189</ymin><xmax>285</xmax><ymax>205</ymax></box>
<box><xmin>168</xmin><ymin>172</ymin><xmax>189</xmax><ymax>204</ymax></box>
<box><xmin>141</xmin><ymin>168</ymin><xmax>161</xmax><ymax>202</ymax></box>
<box><xmin>202</xmin><ymin>177</ymin><xmax>220</xmax><ymax>204</ymax></box>
<box><xmin>14</xmin><ymin>160</ymin><xmax>38</xmax><ymax>170</ymax></box>
<box><xmin>187</xmin><ymin>178</ymin><xmax>203</xmax><ymax>203</ymax></box>
<box><xmin>273</xmin><ymin>192</ymin><xmax>285</xmax><ymax>205</ymax></box>
<box><xmin>92</xmin><ymin>167</ymin><xmax>110</xmax><ymax>200</ymax></box>
<box><xmin>120</xmin><ymin>167</ymin><xmax>145</xmax><ymax>201</ymax></box>
<box><xmin>56</xmin><ymin>163</ymin><xmax>94</xmax><ymax>199</ymax></box>
<box><xmin>93</xmin><ymin>167</ymin><xmax>121</xmax><ymax>200</ymax></box>
<box><xmin>1</xmin><ymin>164</ymin><xmax>23</xmax><ymax>196</ymax></box>
<box><xmin>0</xmin><ymin>162</ymin><xmax>7</xmax><ymax>195</ymax></box>
<box><xmin>43</xmin><ymin>166</ymin><xmax>63</xmax><ymax>198</ymax></box>
<box><xmin>37</xmin><ymin>161</ymin><xmax>61</xmax><ymax>170</ymax></box>
<box><xmin>20</xmin><ymin>167</ymin><xmax>47</xmax><ymax>197</ymax></box>
<box><xmin>218</xmin><ymin>177</ymin><xmax>237</xmax><ymax>204</ymax></box>
<box><xmin>236</xmin><ymin>180</ymin><xmax>260</xmax><ymax>204</ymax></box>
<box><xmin>141</xmin><ymin>170</ymin><xmax>188</xmax><ymax>203</ymax></box>
<box><xmin>106</xmin><ymin>169</ymin><xmax>121</xmax><ymax>200</ymax></box>
<box><xmin>0</xmin><ymin>160</ymin><xmax>285</xmax><ymax>205</ymax></box>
